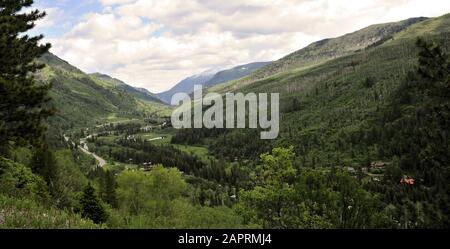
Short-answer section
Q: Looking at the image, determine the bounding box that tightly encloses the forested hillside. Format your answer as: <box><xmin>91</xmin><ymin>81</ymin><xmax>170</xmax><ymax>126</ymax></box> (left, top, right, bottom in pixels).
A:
<box><xmin>89</xmin><ymin>73</ymin><xmax>163</xmax><ymax>104</ymax></box>
<box><xmin>211</xmin><ymin>17</ymin><xmax>428</xmax><ymax>92</ymax></box>
<box><xmin>171</xmin><ymin>14</ymin><xmax>450</xmax><ymax>228</ymax></box>
<box><xmin>197</xmin><ymin>14</ymin><xmax>450</xmax><ymax>165</ymax></box>
<box><xmin>1</xmin><ymin>0</ymin><xmax>449</xmax><ymax>229</ymax></box>
<box><xmin>37</xmin><ymin>53</ymin><xmax>170</xmax><ymax>132</ymax></box>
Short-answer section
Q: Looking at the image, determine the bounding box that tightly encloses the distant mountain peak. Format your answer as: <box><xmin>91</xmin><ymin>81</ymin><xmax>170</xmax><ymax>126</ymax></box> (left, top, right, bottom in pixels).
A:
<box><xmin>157</xmin><ymin>62</ymin><xmax>271</xmax><ymax>104</ymax></box>
<box><xmin>189</xmin><ymin>68</ymin><xmax>221</xmax><ymax>80</ymax></box>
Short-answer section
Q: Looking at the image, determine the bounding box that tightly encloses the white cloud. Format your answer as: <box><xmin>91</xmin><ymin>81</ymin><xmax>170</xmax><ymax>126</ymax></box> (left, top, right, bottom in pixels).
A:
<box><xmin>98</xmin><ymin>0</ymin><xmax>136</xmax><ymax>5</ymax></box>
<box><xmin>34</xmin><ymin>7</ymin><xmax>64</xmax><ymax>28</ymax></box>
<box><xmin>48</xmin><ymin>0</ymin><xmax>450</xmax><ymax>93</ymax></box>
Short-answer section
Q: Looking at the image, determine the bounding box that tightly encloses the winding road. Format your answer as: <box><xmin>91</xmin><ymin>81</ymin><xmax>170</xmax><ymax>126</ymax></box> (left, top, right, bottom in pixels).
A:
<box><xmin>80</xmin><ymin>141</ymin><xmax>107</xmax><ymax>167</ymax></box>
<box><xmin>64</xmin><ymin>134</ymin><xmax>107</xmax><ymax>168</ymax></box>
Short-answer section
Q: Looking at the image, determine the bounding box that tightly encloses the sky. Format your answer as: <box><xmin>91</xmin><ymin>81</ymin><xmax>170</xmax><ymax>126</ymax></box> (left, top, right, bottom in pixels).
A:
<box><xmin>31</xmin><ymin>0</ymin><xmax>450</xmax><ymax>93</ymax></box>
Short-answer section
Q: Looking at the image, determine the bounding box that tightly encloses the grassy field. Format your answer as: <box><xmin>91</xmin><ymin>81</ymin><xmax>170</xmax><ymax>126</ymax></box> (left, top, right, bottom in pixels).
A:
<box><xmin>91</xmin><ymin>125</ymin><xmax>213</xmax><ymax>166</ymax></box>
<box><xmin>173</xmin><ymin>144</ymin><xmax>211</xmax><ymax>162</ymax></box>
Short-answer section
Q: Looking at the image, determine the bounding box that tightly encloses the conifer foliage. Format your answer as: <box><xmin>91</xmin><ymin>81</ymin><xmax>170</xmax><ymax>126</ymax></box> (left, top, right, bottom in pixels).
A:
<box><xmin>80</xmin><ymin>183</ymin><xmax>108</xmax><ymax>224</ymax></box>
<box><xmin>0</xmin><ymin>0</ymin><xmax>53</xmax><ymax>155</ymax></box>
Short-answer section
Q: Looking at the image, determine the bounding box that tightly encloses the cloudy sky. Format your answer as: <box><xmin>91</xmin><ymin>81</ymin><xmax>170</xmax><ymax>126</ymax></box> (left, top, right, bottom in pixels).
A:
<box><xmin>32</xmin><ymin>0</ymin><xmax>450</xmax><ymax>93</ymax></box>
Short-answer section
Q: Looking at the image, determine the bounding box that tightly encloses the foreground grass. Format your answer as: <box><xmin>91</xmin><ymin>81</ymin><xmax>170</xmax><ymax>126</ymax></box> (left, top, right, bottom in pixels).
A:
<box><xmin>0</xmin><ymin>195</ymin><xmax>100</xmax><ymax>229</ymax></box>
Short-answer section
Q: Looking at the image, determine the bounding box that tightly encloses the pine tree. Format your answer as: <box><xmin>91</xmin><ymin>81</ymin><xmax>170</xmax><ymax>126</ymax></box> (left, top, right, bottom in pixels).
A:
<box><xmin>0</xmin><ymin>0</ymin><xmax>53</xmax><ymax>156</ymax></box>
<box><xmin>80</xmin><ymin>183</ymin><xmax>108</xmax><ymax>224</ymax></box>
<box><xmin>416</xmin><ymin>38</ymin><xmax>450</xmax><ymax>99</ymax></box>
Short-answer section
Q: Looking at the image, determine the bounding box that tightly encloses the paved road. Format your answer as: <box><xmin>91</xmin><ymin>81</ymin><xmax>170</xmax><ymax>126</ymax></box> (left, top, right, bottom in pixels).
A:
<box><xmin>64</xmin><ymin>134</ymin><xmax>107</xmax><ymax>168</ymax></box>
<box><xmin>79</xmin><ymin>142</ymin><xmax>107</xmax><ymax>167</ymax></box>
<box><xmin>148</xmin><ymin>137</ymin><xmax>164</xmax><ymax>141</ymax></box>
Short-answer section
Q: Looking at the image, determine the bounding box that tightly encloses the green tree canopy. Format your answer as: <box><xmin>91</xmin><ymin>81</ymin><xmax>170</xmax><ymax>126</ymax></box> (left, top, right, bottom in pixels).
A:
<box><xmin>116</xmin><ymin>165</ymin><xmax>187</xmax><ymax>215</ymax></box>
<box><xmin>79</xmin><ymin>183</ymin><xmax>108</xmax><ymax>224</ymax></box>
<box><xmin>0</xmin><ymin>0</ymin><xmax>53</xmax><ymax>155</ymax></box>
<box><xmin>238</xmin><ymin>147</ymin><xmax>387</xmax><ymax>229</ymax></box>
